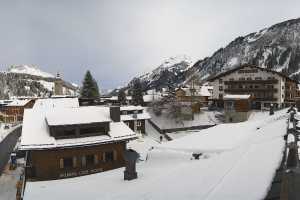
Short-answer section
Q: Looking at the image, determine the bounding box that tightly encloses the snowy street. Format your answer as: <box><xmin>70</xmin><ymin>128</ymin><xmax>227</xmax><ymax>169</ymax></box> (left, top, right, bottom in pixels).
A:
<box><xmin>0</xmin><ymin>125</ymin><xmax>21</xmax><ymax>176</ymax></box>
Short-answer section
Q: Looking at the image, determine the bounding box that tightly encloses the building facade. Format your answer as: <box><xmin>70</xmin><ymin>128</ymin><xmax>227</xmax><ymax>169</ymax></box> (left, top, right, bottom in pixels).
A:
<box><xmin>20</xmin><ymin>104</ymin><xmax>137</xmax><ymax>181</ymax></box>
<box><xmin>209</xmin><ymin>64</ymin><xmax>298</xmax><ymax>109</ymax></box>
<box><xmin>0</xmin><ymin>99</ymin><xmax>35</xmax><ymax>123</ymax></box>
<box><xmin>223</xmin><ymin>94</ymin><xmax>251</xmax><ymax>123</ymax></box>
<box><xmin>120</xmin><ymin>106</ymin><xmax>151</xmax><ymax>134</ymax></box>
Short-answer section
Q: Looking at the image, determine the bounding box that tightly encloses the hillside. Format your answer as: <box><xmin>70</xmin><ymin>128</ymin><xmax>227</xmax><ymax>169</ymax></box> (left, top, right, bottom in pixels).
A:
<box><xmin>187</xmin><ymin>18</ymin><xmax>300</xmax><ymax>83</ymax></box>
<box><xmin>0</xmin><ymin>65</ymin><xmax>78</xmax><ymax>99</ymax></box>
<box><xmin>124</xmin><ymin>18</ymin><xmax>300</xmax><ymax>93</ymax></box>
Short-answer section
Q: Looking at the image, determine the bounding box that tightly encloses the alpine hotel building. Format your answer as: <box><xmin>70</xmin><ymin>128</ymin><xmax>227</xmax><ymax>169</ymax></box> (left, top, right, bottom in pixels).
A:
<box><xmin>209</xmin><ymin>64</ymin><xmax>298</xmax><ymax>109</ymax></box>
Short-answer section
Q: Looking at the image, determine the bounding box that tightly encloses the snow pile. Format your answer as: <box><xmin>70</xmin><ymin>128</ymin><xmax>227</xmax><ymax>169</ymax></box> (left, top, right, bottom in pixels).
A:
<box><xmin>8</xmin><ymin>65</ymin><xmax>54</xmax><ymax>78</ymax></box>
<box><xmin>24</xmin><ymin>109</ymin><xmax>288</xmax><ymax>200</ymax></box>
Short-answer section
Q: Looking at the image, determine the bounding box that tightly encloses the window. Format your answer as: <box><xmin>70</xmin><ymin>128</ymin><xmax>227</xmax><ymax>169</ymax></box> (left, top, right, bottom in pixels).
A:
<box><xmin>80</xmin><ymin>126</ymin><xmax>106</xmax><ymax>136</ymax></box>
<box><xmin>60</xmin><ymin>157</ymin><xmax>75</xmax><ymax>169</ymax></box>
<box><xmin>239</xmin><ymin>77</ymin><xmax>245</xmax><ymax>81</ymax></box>
<box><xmin>219</xmin><ymin>94</ymin><xmax>223</xmax><ymax>99</ymax></box>
<box><xmin>264</xmin><ymin>103</ymin><xmax>270</xmax><ymax>107</ymax></box>
<box><xmin>122</xmin><ymin>111</ymin><xmax>127</xmax><ymax>115</ymax></box>
<box><xmin>225</xmin><ymin>101</ymin><xmax>234</xmax><ymax>110</ymax></box>
<box><xmin>229</xmin><ymin>78</ymin><xmax>234</xmax><ymax>81</ymax></box>
<box><xmin>55</xmin><ymin>128</ymin><xmax>76</xmax><ymax>138</ymax></box>
<box><xmin>246</xmin><ymin>77</ymin><xmax>252</xmax><ymax>80</ymax></box>
<box><xmin>255</xmin><ymin>77</ymin><xmax>262</xmax><ymax>80</ymax></box>
<box><xmin>254</xmin><ymin>85</ymin><xmax>259</xmax><ymax>89</ymax></box>
<box><xmin>103</xmin><ymin>151</ymin><xmax>116</xmax><ymax>162</ymax></box>
<box><xmin>249</xmin><ymin>85</ymin><xmax>253</xmax><ymax>89</ymax></box>
<box><xmin>219</xmin><ymin>79</ymin><xmax>223</xmax><ymax>84</ymax></box>
<box><xmin>239</xmin><ymin>85</ymin><xmax>243</xmax><ymax>89</ymax></box>
<box><xmin>64</xmin><ymin>129</ymin><xmax>76</xmax><ymax>136</ymax></box>
<box><xmin>136</xmin><ymin>121</ymin><xmax>142</xmax><ymax>127</ymax></box>
<box><xmin>86</xmin><ymin>155</ymin><xmax>95</xmax><ymax>166</ymax></box>
<box><xmin>219</xmin><ymin>86</ymin><xmax>223</xmax><ymax>91</ymax></box>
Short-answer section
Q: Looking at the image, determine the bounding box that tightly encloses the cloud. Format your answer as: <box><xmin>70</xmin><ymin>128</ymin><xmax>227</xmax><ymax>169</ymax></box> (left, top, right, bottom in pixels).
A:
<box><xmin>0</xmin><ymin>0</ymin><xmax>299</xmax><ymax>89</ymax></box>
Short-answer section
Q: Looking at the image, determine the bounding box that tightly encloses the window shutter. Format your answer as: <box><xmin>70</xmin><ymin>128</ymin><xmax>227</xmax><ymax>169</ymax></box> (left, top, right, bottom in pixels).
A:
<box><xmin>113</xmin><ymin>150</ymin><xmax>117</xmax><ymax>161</ymax></box>
<box><xmin>94</xmin><ymin>155</ymin><xmax>98</xmax><ymax>165</ymax></box>
<box><xmin>59</xmin><ymin>158</ymin><xmax>64</xmax><ymax>169</ymax></box>
<box><xmin>73</xmin><ymin>157</ymin><xmax>77</xmax><ymax>168</ymax></box>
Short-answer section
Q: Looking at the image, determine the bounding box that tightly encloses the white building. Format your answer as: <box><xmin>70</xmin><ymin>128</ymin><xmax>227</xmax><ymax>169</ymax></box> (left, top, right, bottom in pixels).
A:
<box><xmin>209</xmin><ymin>64</ymin><xmax>298</xmax><ymax>109</ymax></box>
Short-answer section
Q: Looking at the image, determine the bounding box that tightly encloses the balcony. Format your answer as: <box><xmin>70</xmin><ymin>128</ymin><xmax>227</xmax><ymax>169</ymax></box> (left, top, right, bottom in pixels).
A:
<box><xmin>224</xmin><ymin>79</ymin><xmax>278</xmax><ymax>84</ymax></box>
<box><xmin>254</xmin><ymin>97</ymin><xmax>278</xmax><ymax>101</ymax></box>
<box><xmin>224</xmin><ymin>88</ymin><xmax>278</xmax><ymax>93</ymax></box>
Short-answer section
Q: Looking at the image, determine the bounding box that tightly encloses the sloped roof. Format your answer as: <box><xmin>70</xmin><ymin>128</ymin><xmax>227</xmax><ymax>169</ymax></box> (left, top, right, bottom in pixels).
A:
<box><xmin>208</xmin><ymin>64</ymin><xmax>298</xmax><ymax>83</ymax></box>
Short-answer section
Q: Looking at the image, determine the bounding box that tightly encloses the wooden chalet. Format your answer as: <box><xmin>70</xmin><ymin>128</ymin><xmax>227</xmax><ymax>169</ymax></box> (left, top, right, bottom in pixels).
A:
<box><xmin>223</xmin><ymin>94</ymin><xmax>251</xmax><ymax>123</ymax></box>
<box><xmin>20</xmin><ymin>99</ymin><xmax>137</xmax><ymax>181</ymax></box>
<box><xmin>0</xmin><ymin>99</ymin><xmax>35</xmax><ymax>123</ymax></box>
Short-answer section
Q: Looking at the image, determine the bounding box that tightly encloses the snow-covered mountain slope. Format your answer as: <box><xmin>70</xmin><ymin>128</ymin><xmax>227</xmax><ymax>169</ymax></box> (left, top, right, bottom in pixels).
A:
<box><xmin>129</xmin><ymin>55</ymin><xmax>193</xmax><ymax>90</ymax></box>
<box><xmin>187</xmin><ymin>17</ymin><xmax>300</xmax><ymax>83</ymax></box>
<box><xmin>0</xmin><ymin>65</ymin><xmax>78</xmax><ymax>99</ymax></box>
<box><xmin>8</xmin><ymin>65</ymin><xmax>54</xmax><ymax>78</ymax></box>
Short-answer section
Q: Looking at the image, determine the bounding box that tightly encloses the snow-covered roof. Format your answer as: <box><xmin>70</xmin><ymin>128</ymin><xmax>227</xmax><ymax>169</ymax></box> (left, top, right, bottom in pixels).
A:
<box><xmin>143</xmin><ymin>94</ymin><xmax>162</xmax><ymax>102</ymax></box>
<box><xmin>176</xmin><ymin>85</ymin><xmax>212</xmax><ymax>97</ymax></box>
<box><xmin>20</xmin><ymin>106</ymin><xmax>137</xmax><ymax>150</ymax></box>
<box><xmin>0</xmin><ymin>99</ymin><xmax>32</xmax><ymax>107</ymax></box>
<box><xmin>120</xmin><ymin>106</ymin><xmax>144</xmax><ymax>111</ymax></box>
<box><xmin>121</xmin><ymin>112</ymin><xmax>151</xmax><ymax>121</ymax></box>
<box><xmin>224</xmin><ymin>94</ymin><xmax>251</xmax><ymax>100</ymax></box>
<box><xmin>46</xmin><ymin>107</ymin><xmax>111</xmax><ymax>126</ymax></box>
<box><xmin>24</xmin><ymin>109</ymin><xmax>288</xmax><ymax>200</ymax></box>
<box><xmin>32</xmin><ymin>98</ymin><xmax>79</xmax><ymax>110</ymax></box>
<box><xmin>199</xmin><ymin>86</ymin><xmax>212</xmax><ymax>97</ymax></box>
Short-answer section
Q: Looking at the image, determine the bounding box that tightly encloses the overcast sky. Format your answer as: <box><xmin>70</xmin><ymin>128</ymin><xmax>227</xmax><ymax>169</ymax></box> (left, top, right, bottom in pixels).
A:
<box><xmin>1</xmin><ymin>0</ymin><xmax>300</xmax><ymax>90</ymax></box>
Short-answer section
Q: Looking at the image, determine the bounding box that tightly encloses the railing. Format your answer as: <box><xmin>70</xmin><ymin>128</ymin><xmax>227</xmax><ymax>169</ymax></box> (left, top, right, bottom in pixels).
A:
<box><xmin>224</xmin><ymin>88</ymin><xmax>278</xmax><ymax>93</ymax></box>
<box><xmin>224</xmin><ymin>79</ymin><xmax>278</xmax><ymax>84</ymax></box>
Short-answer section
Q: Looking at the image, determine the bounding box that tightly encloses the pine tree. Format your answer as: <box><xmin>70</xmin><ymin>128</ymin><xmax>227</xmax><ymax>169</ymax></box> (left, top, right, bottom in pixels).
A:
<box><xmin>80</xmin><ymin>70</ymin><xmax>100</xmax><ymax>98</ymax></box>
<box><xmin>131</xmin><ymin>78</ymin><xmax>144</xmax><ymax>106</ymax></box>
<box><xmin>118</xmin><ymin>89</ymin><xmax>127</xmax><ymax>105</ymax></box>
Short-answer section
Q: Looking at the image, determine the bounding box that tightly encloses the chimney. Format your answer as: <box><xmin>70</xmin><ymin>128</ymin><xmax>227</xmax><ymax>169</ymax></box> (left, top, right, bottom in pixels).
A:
<box><xmin>110</xmin><ymin>106</ymin><xmax>120</xmax><ymax>122</ymax></box>
<box><xmin>123</xmin><ymin>149</ymin><xmax>139</xmax><ymax>181</ymax></box>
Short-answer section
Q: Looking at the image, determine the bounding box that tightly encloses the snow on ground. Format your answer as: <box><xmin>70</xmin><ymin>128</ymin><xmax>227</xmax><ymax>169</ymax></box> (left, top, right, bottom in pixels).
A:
<box><xmin>149</xmin><ymin>107</ymin><xmax>221</xmax><ymax>130</ymax></box>
<box><xmin>127</xmin><ymin>121</ymin><xmax>167</xmax><ymax>160</ymax></box>
<box><xmin>0</xmin><ymin>159</ymin><xmax>24</xmax><ymax>200</ymax></box>
<box><xmin>24</xmin><ymin>109</ymin><xmax>288</xmax><ymax>200</ymax></box>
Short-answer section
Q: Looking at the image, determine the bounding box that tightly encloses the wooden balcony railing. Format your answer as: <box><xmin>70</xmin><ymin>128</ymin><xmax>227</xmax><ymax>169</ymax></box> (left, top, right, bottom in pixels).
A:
<box><xmin>224</xmin><ymin>79</ymin><xmax>278</xmax><ymax>84</ymax></box>
<box><xmin>224</xmin><ymin>88</ymin><xmax>278</xmax><ymax>93</ymax></box>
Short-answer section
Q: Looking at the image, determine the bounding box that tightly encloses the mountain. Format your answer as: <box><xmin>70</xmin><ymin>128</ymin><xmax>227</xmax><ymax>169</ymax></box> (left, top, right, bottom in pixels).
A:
<box><xmin>8</xmin><ymin>65</ymin><xmax>54</xmax><ymax>78</ymax></box>
<box><xmin>187</xmin><ymin>18</ymin><xmax>300</xmax><ymax>83</ymax></box>
<box><xmin>0</xmin><ymin>65</ymin><xmax>78</xmax><ymax>99</ymax></box>
<box><xmin>129</xmin><ymin>55</ymin><xmax>193</xmax><ymax>90</ymax></box>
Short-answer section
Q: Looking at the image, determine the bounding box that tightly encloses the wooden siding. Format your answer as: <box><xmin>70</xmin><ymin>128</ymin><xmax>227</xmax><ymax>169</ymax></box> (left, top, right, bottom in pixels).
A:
<box><xmin>26</xmin><ymin>142</ymin><xmax>127</xmax><ymax>181</ymax></box>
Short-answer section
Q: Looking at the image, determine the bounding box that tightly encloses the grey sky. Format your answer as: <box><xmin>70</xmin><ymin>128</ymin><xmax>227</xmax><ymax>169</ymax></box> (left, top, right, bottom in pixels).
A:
<box><xmin>0</xmin><ymin>0</ymin><xmax>300</xmax><ymax>90</ymax></box>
